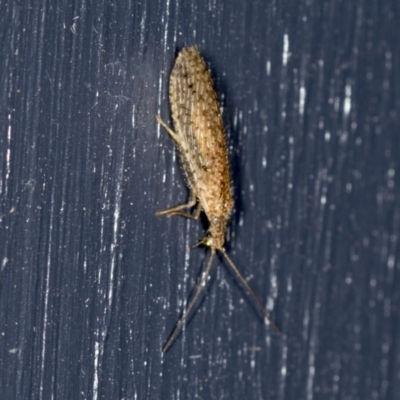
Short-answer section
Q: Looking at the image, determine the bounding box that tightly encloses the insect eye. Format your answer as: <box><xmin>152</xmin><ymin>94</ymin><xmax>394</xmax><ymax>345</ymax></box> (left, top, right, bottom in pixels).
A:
<box><xmin>205</xmin><ymin>237</ymin><xmax>213</xmax><ymax>247</ymax></box>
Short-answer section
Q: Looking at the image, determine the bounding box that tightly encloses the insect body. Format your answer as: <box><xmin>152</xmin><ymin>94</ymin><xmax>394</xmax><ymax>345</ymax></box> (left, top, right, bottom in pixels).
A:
<box><xmin>156</xmin><ymin>46</ymin><xmax>277</xmax><ymax>353</ymax></box>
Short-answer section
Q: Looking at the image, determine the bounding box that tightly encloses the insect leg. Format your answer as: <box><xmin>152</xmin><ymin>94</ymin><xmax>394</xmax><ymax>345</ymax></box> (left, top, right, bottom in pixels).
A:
<box><xmin>162</xmin><ymin>250</ymin><xmax>216</xmax><ymax>353</ymax></box>
<box><xmin>220</xmin><ymin>248</ymin><xmax>279</xmax><ymax>332</ymax></box>
<box><xmin>156</xmin><ymin>190</ymin><xmax>201</xmax><ymax>219</ymax></box>
<box><xmin>156</xmin><ymin>115</ymin><xmax>182</xmax><ymax>145</ymax></box>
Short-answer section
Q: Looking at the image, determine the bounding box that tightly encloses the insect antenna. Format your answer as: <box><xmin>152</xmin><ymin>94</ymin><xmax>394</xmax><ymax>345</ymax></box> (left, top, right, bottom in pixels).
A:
<box><xmin>220</xmin><ymin>248</ymin><xmax>279</xmax><ymax>333</ymax></box>
<box><xmin>162</xmin><ymin>249</ymin><xmax>216</xmax><ymax>353</ymax></box>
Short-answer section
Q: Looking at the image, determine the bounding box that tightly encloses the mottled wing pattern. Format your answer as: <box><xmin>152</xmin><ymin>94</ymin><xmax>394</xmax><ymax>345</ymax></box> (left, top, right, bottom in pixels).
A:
<box><xmin>169</xmin><ymin>47</ymin><xmax>232</xmax><ymax>217</ymax></box>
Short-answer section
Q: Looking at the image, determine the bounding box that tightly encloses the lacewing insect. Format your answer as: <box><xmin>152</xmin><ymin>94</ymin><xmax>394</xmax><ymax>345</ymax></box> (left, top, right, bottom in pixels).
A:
<box><xmin>156</xmin><ymin>46</ymin><xmax>278</xmax><ymax>353</ymax></box>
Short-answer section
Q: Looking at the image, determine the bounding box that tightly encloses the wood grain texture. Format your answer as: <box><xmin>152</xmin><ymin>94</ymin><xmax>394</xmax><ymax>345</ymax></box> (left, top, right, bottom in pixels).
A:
<box><xmin>2</xmin><ymin>1</ymin><xmax>399</xmax><ymax>398</ymax></box>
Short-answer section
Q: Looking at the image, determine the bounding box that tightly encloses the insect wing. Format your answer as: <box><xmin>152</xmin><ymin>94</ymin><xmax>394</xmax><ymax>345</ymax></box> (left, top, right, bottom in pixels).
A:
<box><xmin>169</xmin><ymin>47</ymin><xmax>226</xmax><ymax>199</ymax></box>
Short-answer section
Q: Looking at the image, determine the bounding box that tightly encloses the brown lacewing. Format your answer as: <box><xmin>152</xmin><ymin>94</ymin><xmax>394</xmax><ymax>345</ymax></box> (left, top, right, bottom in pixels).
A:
<box><xmin>156</xmin><ymin>46</ymin><xmax>278</xmax><ymax>353</ymax></box>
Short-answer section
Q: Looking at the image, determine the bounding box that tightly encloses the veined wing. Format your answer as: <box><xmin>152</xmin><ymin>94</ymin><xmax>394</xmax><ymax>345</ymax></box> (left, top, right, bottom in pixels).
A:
<box><xmin>168</xmin><ymin>47</ymin><xmax>228</xmax><ymax>204</ymax></box>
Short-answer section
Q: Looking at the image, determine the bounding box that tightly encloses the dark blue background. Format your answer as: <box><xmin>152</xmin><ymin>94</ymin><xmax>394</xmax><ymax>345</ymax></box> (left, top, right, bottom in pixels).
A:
<box><xmin>1</xmin><ymin>1</ymin><xmax>399</xmax><ymax>399</ymax></box>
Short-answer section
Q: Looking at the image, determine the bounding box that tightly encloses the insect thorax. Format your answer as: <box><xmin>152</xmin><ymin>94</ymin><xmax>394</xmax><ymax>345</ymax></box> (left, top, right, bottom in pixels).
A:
<box><xmin>206</xmin><ymin>217</ymin><xmax>229</xmax><ymax>250</ymax></box>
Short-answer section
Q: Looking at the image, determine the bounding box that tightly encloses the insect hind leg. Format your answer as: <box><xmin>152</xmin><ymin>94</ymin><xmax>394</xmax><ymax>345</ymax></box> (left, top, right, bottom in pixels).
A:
<box><xmin>156</xmin><ymin>115</ymin><xmax>182</xmax><ymax>145</ymax></box>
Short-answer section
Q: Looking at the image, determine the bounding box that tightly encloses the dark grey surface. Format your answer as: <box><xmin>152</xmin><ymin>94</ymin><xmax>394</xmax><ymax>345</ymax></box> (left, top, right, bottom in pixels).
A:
<box><xmin>1</xmin><ymin>1</ymin><xmax>399</xmax><ymax>399</ymax></box>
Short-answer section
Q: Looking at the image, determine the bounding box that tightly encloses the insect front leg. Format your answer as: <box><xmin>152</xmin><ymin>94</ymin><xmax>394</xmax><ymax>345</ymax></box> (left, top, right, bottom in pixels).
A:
<box><xmin>156</xmin><ymin>191</ymin><xmax>201</xmax><ymax>219</ymax></box>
